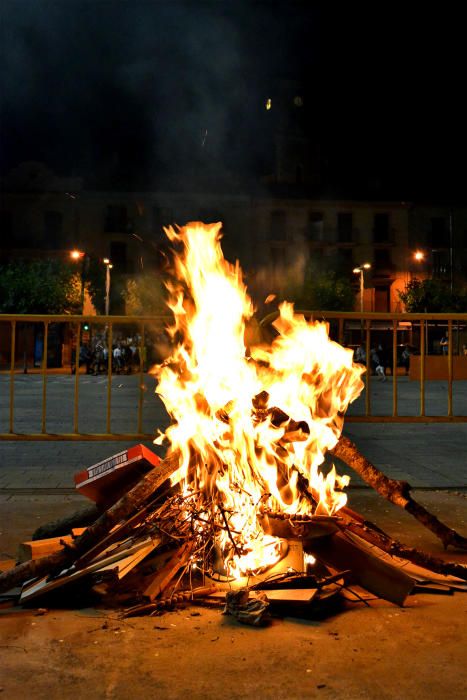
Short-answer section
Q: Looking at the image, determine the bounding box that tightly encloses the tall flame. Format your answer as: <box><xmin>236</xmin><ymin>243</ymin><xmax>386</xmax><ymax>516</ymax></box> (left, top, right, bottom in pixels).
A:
<box><xmin>154</xmin><ymin>222</ymin><xmax>364</xmax><ymax>577</ymax></box>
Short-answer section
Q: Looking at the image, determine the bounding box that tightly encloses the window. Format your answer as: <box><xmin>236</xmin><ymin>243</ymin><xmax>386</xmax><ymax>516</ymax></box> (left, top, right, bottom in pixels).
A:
<box><xmin>336</xmin><ymin>248</ymin><xmax>354</xmax><ymax>271</ymax></box>
<box><xmin>269</xmin><ymin>210</ymin><xmax>286</xmax><ymax>241</ymax></box>
<box><xmin>432</xmin><ymin>250</ymin><xmax>449</xmax><ymax>278</ymax></box>
<box><xmin>430</xmin><ymin>217</ymin><xmax>447</xmax><ymax>247</ymax></box>
<box><xmin>373</xmin><ymin>213</ymin><xmax>390</xmax><ymax>243</ymax></box>
<box><xmin>110</xmin><ymin>241</ymin><xmax>130</xmax><ymax>273</ymax></box>
<box><xmin>105</xmin><ymin>205</ymin><xmax>128</xmax><ymax>233</ymax></box>
<box><xmin>374</xmin><ymin>249</ymin><xmax>391</xmax><ymax>270</ymax></box>
<box><xmin>337</xmin><ymin>212</ymin><xmax>353</xmax><ymax>242</ymax></box>
<box><xmin>43</xmin><ymin>211</ymin><xmax>63</xmax><ymax>248</ymax></box>
<box><xmin>308</xmin><ymin>212</ymin><xmax>324</xmax><ymax>241</ymax></box>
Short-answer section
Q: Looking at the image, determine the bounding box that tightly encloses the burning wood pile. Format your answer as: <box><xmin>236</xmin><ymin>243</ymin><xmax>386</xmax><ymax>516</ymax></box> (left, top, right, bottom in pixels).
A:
<box><xmin>1</xmin><ymin>222</ymin><xmax>466</xmax><ymax>623</ymax></box>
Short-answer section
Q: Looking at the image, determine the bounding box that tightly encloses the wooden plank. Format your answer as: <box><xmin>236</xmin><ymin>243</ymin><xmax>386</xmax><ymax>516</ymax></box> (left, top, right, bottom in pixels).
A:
<box><xmin>0</xmin><ymin>560</ymin><xmax>15</xmax><ymax>572</ymax></box>
<box><xmin>264</xmin><ymin>588</ymin><xmax>318</xmax><ymax>603</ymax></box>
<box><xmin>20</xmin><ymin>535</ymin><xmax>161</xmax><ymax>603</ymax></box>
<box><xmin>71</xmin><ymin>528</ymin><xmax>87</xmax><ymax>537</ymax></box>
<box><xmin>97</xmin><ymin>541</ymin><xmax>158</xmax><ymax>580</ymax></box>
<box><xmin>344</xmin><ymin>530</ymin><xmax>467</xmax><ymax>591</ymax></box>
<box><xmin>18</xmin><ymin>535</ymin><xmax>74</xmax><ymax>562</ymax></box>
<box><xmin>19</xmin><ymin>529</ymin><xmax>87</xmax><ymax>562</ymax></box>
<box><xmin>308</xmin><ymin>531</ymin><xmax>414</xmax><ymax>606</ymax></box>
<box><xmin>0</xmin><ymin>451</ymin><xmax>179</xmax><ymax>595</ymax></box>
<box><xmin>143</xmin><ymin>543</ymin><xmax>192</xmax><ymax>601</ymax></box>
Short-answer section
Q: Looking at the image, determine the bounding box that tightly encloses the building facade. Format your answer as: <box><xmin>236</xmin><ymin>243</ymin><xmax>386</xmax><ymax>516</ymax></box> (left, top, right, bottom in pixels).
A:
<box><xmin>2</xmin><ymin>162</ymin><xmax>466</xmax><ymax>317</ymax></box>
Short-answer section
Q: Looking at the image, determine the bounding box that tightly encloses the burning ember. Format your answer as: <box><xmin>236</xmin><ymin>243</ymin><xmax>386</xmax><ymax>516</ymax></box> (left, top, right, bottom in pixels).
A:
<box><xmin>153</xmin><ymin>222</ymin><xmax>365</xmax><ymax>578</ymax></box>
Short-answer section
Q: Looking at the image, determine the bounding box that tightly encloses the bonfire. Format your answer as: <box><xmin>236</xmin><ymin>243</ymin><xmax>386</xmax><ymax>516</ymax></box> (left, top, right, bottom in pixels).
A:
<box><xmin>151</xmin><ymin>221</ymin><xmax>364</xmax><ymax>580</ymax></box>
<box><xmin>0</xmin><ymin>222</ymin><xmax>466</xmax><ymax>623</ymax></box>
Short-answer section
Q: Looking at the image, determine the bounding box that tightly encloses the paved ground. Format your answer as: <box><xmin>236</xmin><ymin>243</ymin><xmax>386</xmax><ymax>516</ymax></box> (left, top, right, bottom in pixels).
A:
<box><xmin>0</xmin><ymin>373</ymin><xmax>167</xmax><ymax>436</ymax></box>
<box><xmin>0</xmin><ymin>490</ymin><xmax>466</xmax><ymax>700</ymax></box>
<box><xmin>1</xmin><ymin>380</ymin><xmax>466</xmax><ymax>699</ymax></box>
<box><xmin>0</xmin><ymin>374</ymin><xmax>466</xmax><ymax>491</ymax></box>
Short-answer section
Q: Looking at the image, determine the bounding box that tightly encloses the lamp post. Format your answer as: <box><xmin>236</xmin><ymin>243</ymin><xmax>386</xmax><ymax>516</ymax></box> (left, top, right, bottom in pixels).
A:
<box><xmin>411</xmin><ymin>250</ymin><xmax>426</xmax><ymax>282</ymax></box>
<box><xmin>353</xmin><ymin>263</ymin><xmax>371</xmax><ymax>341</ymax></box>
<box><xmin>70</xmin><ymin>249</ymin><xmax>86</xmax><ymax>313</ymax></box>
<box><xmin>412</xmin><ymin>251</ymin><xmax>429</xmax><ymax>351</ymax></box>
<box><xmin>103</xmin><ymin>258</ymin><xmax>113</xmax><ymax>315</ymax></box>
<box><xmin>353</xmin><ymin>263</ymin><xmax>371</xmax><ymax>314</ymax></box>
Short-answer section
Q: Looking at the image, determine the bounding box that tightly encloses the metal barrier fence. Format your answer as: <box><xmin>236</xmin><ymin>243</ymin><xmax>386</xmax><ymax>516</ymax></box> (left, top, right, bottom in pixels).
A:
<box><xmin>1</xmin><ymin>311</ymin><xmax>466</xmax><ymax>441</ymax></box>
<box><xmin>260</xmin><ymin>310</ymin><xmax>467</xmax><ymax>424</ymax></box>
<box><xmin>0</xmin><ymin>314</ymin><xmax>170</xmax><ymax>441</ymax></box>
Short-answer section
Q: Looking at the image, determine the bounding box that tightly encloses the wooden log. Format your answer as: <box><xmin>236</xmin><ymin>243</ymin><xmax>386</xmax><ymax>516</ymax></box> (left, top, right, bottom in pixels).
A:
<box><xmin>31</xmin><ymin>504</ymin><xmax>100</xmax><ymax>540</ymax></box>
<box><xmin>0</xmin><ymin>451</ymin><xmax>180</xmax><ymax>595</ymax></box>
<box><xmin>331</xmin><ymin>435</ymin><xmax>467</xmax><ymax>551</ymax></box>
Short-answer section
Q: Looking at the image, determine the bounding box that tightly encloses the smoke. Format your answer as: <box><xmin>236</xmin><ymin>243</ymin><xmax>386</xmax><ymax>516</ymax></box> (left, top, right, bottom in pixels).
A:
<box><xmin>0</xmin><ymin>0</ymin><xmax>288</xmax><ymax>186</ymax></box>
<box><xmin>2</xmin><ymin>2</ymin><xmax>464</xmax><ymax>199</ymax></box>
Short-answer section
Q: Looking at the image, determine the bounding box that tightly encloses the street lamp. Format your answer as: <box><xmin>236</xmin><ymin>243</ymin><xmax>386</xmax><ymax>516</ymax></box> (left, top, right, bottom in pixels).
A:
<box><xmin>70</xmin><ymin>249</ymin><xmax>86</xmax><ymax>313</ymax></box>
<box><xmin>70</xmin><ymin>249</ymin><xmax>84</xmax><ymax>261</ymax></box>
<box><xmin>103</xmin><ymin>258</ymin><xmax>113</xmax><ymax>316</ymax></box>
<box><xmin>414</xmin><ymin>250</ymin><xmax>425</xmax><ymax>262</ymax></box>
<box><xmin>353</xmin><ymin>263</ymin><xmax>371</xmax><ymax>314</ymax></box>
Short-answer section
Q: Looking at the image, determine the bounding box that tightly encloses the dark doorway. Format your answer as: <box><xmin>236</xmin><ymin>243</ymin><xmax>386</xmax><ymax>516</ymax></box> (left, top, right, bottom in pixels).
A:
<box><xmin>374</xmin><ymin>286</ymin><xmax>390</xmax><ymax>312</ymax></box>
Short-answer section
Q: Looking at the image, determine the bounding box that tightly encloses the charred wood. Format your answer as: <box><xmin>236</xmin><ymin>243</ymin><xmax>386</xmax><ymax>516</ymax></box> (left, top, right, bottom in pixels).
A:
<box><xmin>337</xmin><ymin>518</ymin><xmax>467</xmax><ymax>582</ymax></box>
<box><xmin>31</xmin><ymin>504</ymin><xmax>101</xmax><ymax>541</ymax></box>
<box><xmin>331</xmin><ymin>435</ymin><xmax>467</xmax><ymax>551</ymax></box>
<box><xmin>293</xmin><ymin>463</ymin><xmax>467</xmax><ymax>582</ymax></box>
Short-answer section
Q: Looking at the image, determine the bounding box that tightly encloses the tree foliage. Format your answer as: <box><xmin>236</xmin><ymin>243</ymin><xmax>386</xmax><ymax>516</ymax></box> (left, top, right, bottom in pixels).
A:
<box><xmin>398</xmin><ymin>278</ymin><xmax>467</xmax><ymax>313</ymax></box>
<box><xmin>0</xmin><ymin>259</ymin><xmax>82</xmax><ymax>313</ymax></box>
<box><xmin>122</xmin><ymin>274</ymin><xmax>167</xmax><ymax>315</ymax></box>
<box><xmin>85</xmin><ymin>257</ymin><xmax>106</xmax><ymax>315</ymax></box>
<box><xmin>291</xmin><ymin>268</ymin><xmax>355</xmax><ymax>311</ymax></box>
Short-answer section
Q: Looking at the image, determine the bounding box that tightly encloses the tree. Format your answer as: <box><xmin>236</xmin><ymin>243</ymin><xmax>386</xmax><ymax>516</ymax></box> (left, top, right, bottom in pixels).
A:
<box><xmin>122</xmin><ymin>274</ymin><xmax>167</xmax><ymax>315</ymax></box>
<box><xmin>0</xmin><ymin>259</ymin><xmax>82</xmax><ymax>314</ymax></box>
<box><xmin>291</xmin><ymin>268</ymin><xmax>356</xmax><ymax>311</ymax></box>
<box><xmin>85</xmin><ymin>257</ymin><xmax>106</xmax><ymax>315</ymax></box>
<box><xmin>398</xmin><ymin>278</ymin><xmax>467</xmax><ymax>313</ymax></box>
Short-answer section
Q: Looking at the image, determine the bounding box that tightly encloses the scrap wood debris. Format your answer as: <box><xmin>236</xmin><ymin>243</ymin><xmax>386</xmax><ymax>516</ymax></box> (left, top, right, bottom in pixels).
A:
<box><xmin>0</xmin><ymin>441</ymin><xmax>466</xmax><ymax>625</ymax></box>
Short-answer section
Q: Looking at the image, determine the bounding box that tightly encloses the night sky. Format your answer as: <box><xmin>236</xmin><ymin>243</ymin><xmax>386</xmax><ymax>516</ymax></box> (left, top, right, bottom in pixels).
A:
<box><xmin>1</xmin><ymin>0</ymin><xmax>466</xmax><ymax>200</ymax></box>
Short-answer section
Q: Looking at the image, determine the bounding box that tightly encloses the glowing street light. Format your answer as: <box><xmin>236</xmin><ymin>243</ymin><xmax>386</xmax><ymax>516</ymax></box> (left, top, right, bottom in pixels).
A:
<box><xmin>353</xmin><ymin>263</ymin><xmax>371</xmax><ymax>314</ymax></box>
<box><xmin>103</xmin><ymin>258</ymin><xmax>113</xmax><ymax>316</ymax></box>
<box><xmin>414</xmin><ymin>250</ymin><xmax>425</xmax><ymax>262</ymax></box>
<box><xmin>70</xmin><ymin>249</ymin><xmax>86</xmax><ymax>312</ymax></box>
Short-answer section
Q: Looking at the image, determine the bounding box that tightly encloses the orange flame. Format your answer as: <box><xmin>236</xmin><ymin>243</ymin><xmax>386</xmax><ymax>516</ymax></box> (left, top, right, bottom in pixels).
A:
<box><xmin>154</xmin><ymin>222</ymin><xmax>364</xmax><ymax>577</ymax></box>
